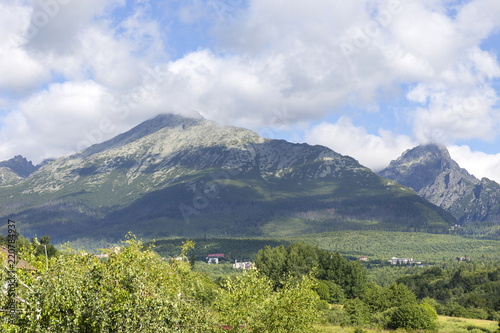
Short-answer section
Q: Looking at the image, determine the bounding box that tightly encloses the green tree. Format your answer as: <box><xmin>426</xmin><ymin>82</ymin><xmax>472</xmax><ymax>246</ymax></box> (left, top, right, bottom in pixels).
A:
<box><xmin>285</xmin><ymin>242</ymin><xmax>319</xmax><ymax>277</ymax></box>
<box><xmin>214</xmin><ymin>270</ymin><xmax>319</xmax><ymax>332</ymax></box>
<box><xmin>343</xmin><ymin>298</ymin><xmax>371</xmax><ymax>326</ymax></box>
<box><xmin>255</xmin><ymin>244</ymin><xmax>287</xmax><ymax>288</ymax></box>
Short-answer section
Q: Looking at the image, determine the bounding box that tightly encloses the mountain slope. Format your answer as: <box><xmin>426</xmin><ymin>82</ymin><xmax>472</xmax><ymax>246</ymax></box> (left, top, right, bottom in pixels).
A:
<box><xmin>0</xmin><ymin>115</ymin><xmax>455</xmax><ymax>242</ymax></box>
<box><xmin>378</xmin><ymin>144</ymin><xmax>500</xmax><ymax>224</ymax></box>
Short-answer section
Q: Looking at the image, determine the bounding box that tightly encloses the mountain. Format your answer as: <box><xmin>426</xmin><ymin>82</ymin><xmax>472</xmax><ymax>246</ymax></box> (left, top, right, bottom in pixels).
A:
<box><xmin>0</xmin><ymin>155</ymin><xmax>39</xmax><ymax>185</ymax></box>
<box><xmin>0</xmin><ymin>155</ymin><xmax>39</xmax><ymax>178</ymax></box>
<box><xmin>0</xmin><ymin>114</ymin><xmax>455</xmax><ymax>242</ymax></box>
<box><xmin>378</xmin><ymin>144</ymin><xmax>500</xmax><ymax>224</ymax></box>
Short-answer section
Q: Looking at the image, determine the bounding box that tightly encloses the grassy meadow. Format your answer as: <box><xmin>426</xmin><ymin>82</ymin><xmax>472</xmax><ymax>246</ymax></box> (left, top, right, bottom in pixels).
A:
<box><xmin>315</xmin><ymin>316</ymin><xmax>499</xmax><ymax>332</ymax></box>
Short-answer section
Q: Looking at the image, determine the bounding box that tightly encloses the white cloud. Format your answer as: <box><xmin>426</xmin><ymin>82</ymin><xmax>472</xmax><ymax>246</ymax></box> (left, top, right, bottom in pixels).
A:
<box><xmin>24</xmin><ymin>0</ymin><xmax>125</xmax><ymax>54</ymax></box>
<box><xmin>413</xmin><ymin>85</ymin><xmax>499</xmax><ymax>144</ymax></box>
<box><xmin>0</xmin><ymin>81</ymin><xmax>121</xmax><ymax>163</ymax></box>
<box><xmin>1</xmin><ymin>0</ymin><xmax>500</xmax><ymax>167</ymax></box>
<box><xmin>448</xmin><ymin>145</ymin><xmax>500</xmax><ymax>183</ymax></box>
<box><xmin>0</xmin><ymin>2</ymin><xmax>49</xmax><ymax>94</ymax></box>
<box><xmin>305</xmin><ymin>117</ymin><xmax>416</xmax><ymax>171</ymax></box>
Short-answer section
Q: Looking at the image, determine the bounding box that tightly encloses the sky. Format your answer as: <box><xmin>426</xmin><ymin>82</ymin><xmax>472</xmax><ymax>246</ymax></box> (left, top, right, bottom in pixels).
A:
<box><xmin>1</xmin><ymin>0</ymin><xmax>500</xmax><ymax>182</ymax></box>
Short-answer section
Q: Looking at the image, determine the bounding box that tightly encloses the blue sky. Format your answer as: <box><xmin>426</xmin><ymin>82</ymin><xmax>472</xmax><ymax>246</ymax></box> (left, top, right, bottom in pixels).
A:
<box><xmin>1</xmin><ymin>0</ymin><xmax>500</xmax><ymax>181</ymax></box>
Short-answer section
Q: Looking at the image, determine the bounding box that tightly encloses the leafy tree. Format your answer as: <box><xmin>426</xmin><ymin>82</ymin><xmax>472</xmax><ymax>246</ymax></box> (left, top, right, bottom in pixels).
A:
<box><xmin>256</xmin><ymin>242</ymin><xmax>367</xmax><ymax>299</ymax></box>
<box><xmin>214</xmin><ymin>270</ymin><xmax>319</xmax><ymax>332</ymax></box>
<box><xmin>255</xmin><ymin>244</ymin><xmax>287</xmax><ymax>288</ymax></box>
<box><xmin>33</xmin><ymin>235</ymin><xmax>58</xmax><ymax>259</ymax></box>
<box><xmin>285</xmin><ymin>242</ymin><xmax>319</xmax><ymax>277</ymax></box>
<box><xmin>343</xmin><ymin>298</ymin><xmax>370</xmax><ymax>326</ymax></box>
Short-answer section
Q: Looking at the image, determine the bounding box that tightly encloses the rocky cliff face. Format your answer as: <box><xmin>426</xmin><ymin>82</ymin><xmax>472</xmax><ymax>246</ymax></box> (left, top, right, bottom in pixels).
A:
<box><xmin>0</xmin><ymin>155</ymin><xmax>39</xmax><ymax>185</ymax></box>
<box><xmin>0</xmin><ymin>115</ymin><xmax>455</xmax><ymax>241</ymax></box>
<box><xmin>379</xmin><ymin>144</ymin><xmax>500</xmax><ymax>224</ymax></box>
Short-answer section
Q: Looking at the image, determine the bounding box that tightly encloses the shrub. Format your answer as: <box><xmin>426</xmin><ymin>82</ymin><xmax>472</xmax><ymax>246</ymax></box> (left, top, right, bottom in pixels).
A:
<box><xmin>389</xmin><ymin>303</ymin><xmax>438</xmax><ymax>330</ymax></box>
<box><xmin>344</xmin><ymin>298</ymin><xmax>371</xmax><ymax>326</ymax></box>
<box><xmin>322</xmin><ymin>306</ymin><xmax>351</xmax><ymax>326</ymax></box>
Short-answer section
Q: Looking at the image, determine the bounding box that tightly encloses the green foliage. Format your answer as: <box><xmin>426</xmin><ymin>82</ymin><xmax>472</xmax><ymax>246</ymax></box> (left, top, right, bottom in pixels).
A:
<box><xmin>320</xmin><ymin>306</ymin><xmax>351</xmax><ymax>326</ymax></box>
<box><xmin>214</xmin><ymin>270</ymin><xmax>319</xmax><ymax>332</ymax></box>
<box><xmin>343</xmin><ymin>298</ymin><xmax>371</xmax><ymax>326</ymax></box>
<box><xmin>389</xmin><ymin>303</ymin><xmax>438</xmax><ymax>330</ymax></box>
<box><xmin>397</xmin><ymin>261</ymin><xmax>500</xmax><ymax>320</ymax></box>
<box><xmin>9</xmin><ymin>235</ymin><xmax>218</xmax><ymax>332</ymax></box>
<box><xmin>324</xmin><ymin>280</ymin><xmax>346</xmax><ymax>304</ymax></box>
<box><xmin>255</xmin><ymin>244</ymin><xmax>288</xmax><ymax>288</ymax></box>
<box><xmin>292</xmin><ymin>231</ymin><xmax>500</xmax><ymax>263</ymax></box>
<box><xmin>151</xmin><ymin>237</ymin><xmax>289</xmax><ymax>263</ymax></box>
<box><xmin>255</xmin><ymin>242</ymin><xmax>367</xmax><ymax>301</ymax></box>
<box><xmin>315</xmin><ymin>280</ymin><xmax>331</xmax><ymax>301</ymax></box>
<box><xmin>1</xmin><ymin>234</ymin><xmax>324</xmax><ymax>332</ymax></box>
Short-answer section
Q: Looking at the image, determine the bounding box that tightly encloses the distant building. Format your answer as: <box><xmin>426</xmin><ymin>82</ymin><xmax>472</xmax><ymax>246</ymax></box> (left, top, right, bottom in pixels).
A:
<box><xmin>456</xmin><ymin>256</ymin><xmax>470</xmax><ymax>262</ymax></box>
<box><xmin>233</xmin><ymin>260</ymin><xmax>254</xmax><ymax>270</ymax></box>
<box><xmin>206</xmin><ymin>253</ymin><xmax>224</xmax><ymax>264</ymax></box>
<box><xmin>389</xmin><ymin>257</ymin><xmax>421</xmax><ymax>265</ymax></box>
<box><xmin>358</xmin><ymin>256</ymin><xmax>368</xmax><ymax>262</ymax></box>
<box><xmin>207</xmin><ymin>257</ymin><xmax>219</xmax><ymax>264</ymax></box>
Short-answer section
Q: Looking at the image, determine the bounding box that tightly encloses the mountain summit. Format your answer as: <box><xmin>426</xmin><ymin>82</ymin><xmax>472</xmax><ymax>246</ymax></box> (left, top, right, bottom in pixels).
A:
<box><xmin>0</xmin><ymin>155</ymin><xmax>40</xmax><ymax>185</ymax></box>
<box><xmin>379</xmin><ymin>144</ymin><xmax>500</xmax><ymax>224</ymax></box>
<box><xmin>0</xmin><ymin>115</ymin><xmax>454</xmax><ymax>241</ymax></box>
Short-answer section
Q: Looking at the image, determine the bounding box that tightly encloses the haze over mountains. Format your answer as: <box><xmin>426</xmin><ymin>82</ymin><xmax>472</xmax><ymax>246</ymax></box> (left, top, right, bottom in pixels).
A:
<box><xmin>0</xmin><ymin>114</ymin><xmax>455</xmax><ymax>242</ymax></box>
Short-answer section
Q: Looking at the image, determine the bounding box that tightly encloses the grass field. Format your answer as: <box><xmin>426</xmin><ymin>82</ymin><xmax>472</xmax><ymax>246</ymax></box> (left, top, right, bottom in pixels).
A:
<box><xmin>315</xmin><ymin>315</ymin><xmax>499</xmax><ymax>332</ymax></box>
<box><xmin>291</xmin><ymin>231</ymin><xmax>500</xmax><ymax>262</ymax></box>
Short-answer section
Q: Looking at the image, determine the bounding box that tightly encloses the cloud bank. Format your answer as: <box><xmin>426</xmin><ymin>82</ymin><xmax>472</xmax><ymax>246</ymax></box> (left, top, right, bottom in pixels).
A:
<box><xmin>0</xmin><ymin>0</ymin><xmax>499</xmax><ymax>182</ymax></box>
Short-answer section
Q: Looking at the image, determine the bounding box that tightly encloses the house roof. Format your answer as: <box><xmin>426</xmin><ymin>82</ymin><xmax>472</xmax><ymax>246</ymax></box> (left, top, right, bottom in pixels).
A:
<box><xmin>207</xmin><ymin>253</ymin><xmax>224</xmax><ymax>257</ymax></box>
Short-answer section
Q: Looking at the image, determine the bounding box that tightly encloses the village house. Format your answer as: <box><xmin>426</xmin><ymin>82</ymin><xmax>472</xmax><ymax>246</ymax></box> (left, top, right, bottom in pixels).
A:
<box><xmin>388</xmin><ymin>257</ymin><xmax>421</xmax><ymax>265</ymax></box>
<box><xmin>358</xmin><ymin>256</ymin><xmax>368</xmax><ymax>262</ymax></box>
<box><xmin>206</xmin><ymin>253</ymin><xmax>224</xmax><ymax>264</ymax></box>
<box><xmin>233</xmin><ymin>260</ymin><xmax>254</xmax><ymax>270</ymax></box>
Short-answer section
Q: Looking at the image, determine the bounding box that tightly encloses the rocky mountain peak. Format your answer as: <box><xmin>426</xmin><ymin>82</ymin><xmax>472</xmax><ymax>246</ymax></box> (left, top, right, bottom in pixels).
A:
<box><xmin>0</xmin><ymin>155</ymin><xmax>39</xmax><ymax>178</ymax></box>
<box><xmin>379</xmin><ymin>144</ymin><xmax>461</xmax><ymax>193</ymax></box>
<box><xmin>78</xmin><ymin>113</ymin><xmax>204</xmax><ymax>158</ymax></box>
<box><xmin>379</xmin><ymin>144</ymin><xmax>500</xmax><ymax>224</ymax></box>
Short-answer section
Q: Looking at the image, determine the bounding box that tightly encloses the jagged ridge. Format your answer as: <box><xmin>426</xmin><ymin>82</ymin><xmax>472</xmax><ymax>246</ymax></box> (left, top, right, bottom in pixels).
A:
<box><xmin>379</xmin><ymin>144</ymin><xmax>500</xmax><ymax>224</ymax></box>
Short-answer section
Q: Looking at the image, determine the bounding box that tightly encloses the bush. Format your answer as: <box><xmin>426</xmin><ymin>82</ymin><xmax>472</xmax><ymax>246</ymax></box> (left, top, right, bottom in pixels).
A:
<box><xmin>322</xmin><ymin>306</ymin><xmax>351</xmax><ymax>326</ymax></box>
<box><xmin>316</xmin><ymin>299</ymin><xmax>330</xmax><ymax>311</ymax></box>
<box><xmin>389</xmin><ymin>303</ymin><xmax>438</xmax><ymax>330</ymax></box>
<box><xmin>370</xmin><ymin>307</ymin><xmax>396</xmax><ymax>329</ymax></box>
<box><xmin>344</xmin><ymin>298</ymin><xmax>371</xmax><ymax>326</ymax></box>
